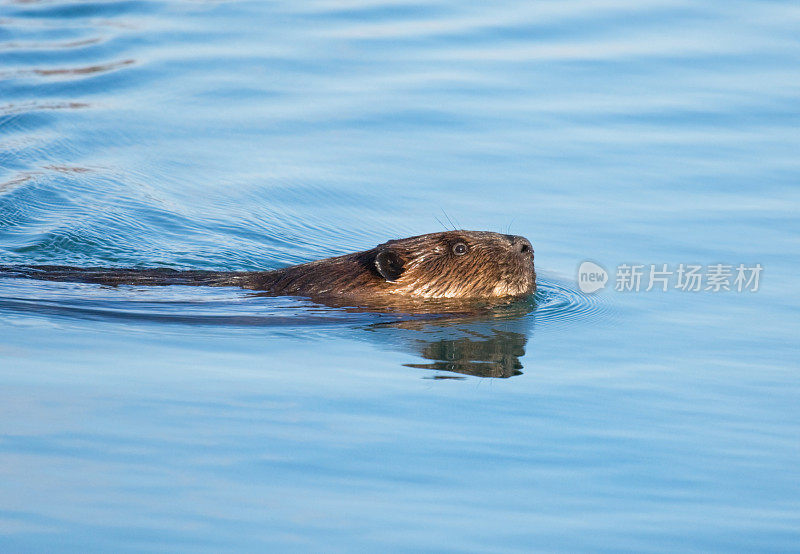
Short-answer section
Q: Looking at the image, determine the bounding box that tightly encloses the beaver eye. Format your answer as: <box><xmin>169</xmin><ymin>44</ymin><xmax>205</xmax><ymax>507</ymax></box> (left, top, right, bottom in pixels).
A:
<box><xmin>452</xmin><ymin>242</ymin><xmax>468</xmax><ymax>256</ymax></box>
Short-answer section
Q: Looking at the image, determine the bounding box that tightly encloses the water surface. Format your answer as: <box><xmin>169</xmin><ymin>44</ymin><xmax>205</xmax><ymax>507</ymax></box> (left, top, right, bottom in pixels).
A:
<box><xmin>1</xmin><ymin>0</ymin><xmax>799</xmax><ymax>551</ymax></box>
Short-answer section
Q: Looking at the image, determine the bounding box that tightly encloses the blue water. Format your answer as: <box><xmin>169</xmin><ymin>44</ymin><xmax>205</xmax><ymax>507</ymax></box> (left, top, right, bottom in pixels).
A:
<box><xmin>1</xmin><ymin>0</ymin><xmax>799</xmax><ymax>551</ymax></box>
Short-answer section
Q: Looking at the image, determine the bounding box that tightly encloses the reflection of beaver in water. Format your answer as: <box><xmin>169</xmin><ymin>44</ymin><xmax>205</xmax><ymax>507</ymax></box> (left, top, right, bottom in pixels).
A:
<box><xmin>1</xmin><ymin>230</ymin><xmax>536</xmax><ymax>302</ymax></box>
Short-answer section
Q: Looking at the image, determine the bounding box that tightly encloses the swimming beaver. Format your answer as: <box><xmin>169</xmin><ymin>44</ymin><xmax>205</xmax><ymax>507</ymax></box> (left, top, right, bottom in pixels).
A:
<box><xmin>0</xmin><ymin>230</ymin><xmax>536</xmax><ymax>302</ymax></box>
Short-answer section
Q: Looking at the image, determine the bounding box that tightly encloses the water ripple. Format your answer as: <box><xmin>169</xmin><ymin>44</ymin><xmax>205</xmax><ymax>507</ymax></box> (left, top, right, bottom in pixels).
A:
<box><xmin>0</xmin><ymin>37</ymin><xmax>103</xmax><ymax>52</ymax></box>
<box><xmin>0</xmin><ymin>101</ymin><xmax>90</xmax><ymax>116</ymax></box>
<box><xmin>533</xmin><ymin>276</ymin><xmax>614</xmax><ymax>330</ymax></box>
<box><xmin>30</xmin><ymin>58</ymin><xmax>134</xmax><ymax>78</ymax></box>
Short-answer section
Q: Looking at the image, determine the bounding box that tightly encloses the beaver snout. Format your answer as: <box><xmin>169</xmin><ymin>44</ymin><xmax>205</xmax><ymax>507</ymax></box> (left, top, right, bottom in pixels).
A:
<box><xmin>503</xmin><ymin>234</ymin><xmax>534</xmax><ymax>257</ymax></box>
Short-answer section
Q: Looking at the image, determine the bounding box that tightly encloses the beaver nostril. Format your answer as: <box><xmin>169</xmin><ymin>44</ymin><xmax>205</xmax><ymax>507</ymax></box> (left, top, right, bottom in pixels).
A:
<box><xmin>519</xmin><ymin>243</ymin><xmax>530</xmax><ymax>253</ymax></box>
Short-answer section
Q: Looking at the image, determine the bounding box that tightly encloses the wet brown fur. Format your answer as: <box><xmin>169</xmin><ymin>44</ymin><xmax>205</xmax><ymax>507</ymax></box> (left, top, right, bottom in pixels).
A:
<box><xmin>1</xmin><ymin>230</ymin><xmax>536</xmax><ymax>303</ymax></box>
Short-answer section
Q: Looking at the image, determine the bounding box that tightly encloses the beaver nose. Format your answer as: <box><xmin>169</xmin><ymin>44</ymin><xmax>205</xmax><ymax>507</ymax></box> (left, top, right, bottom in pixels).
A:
<box><xmin>503</xmin><ymin>234</ymin><xmax>534</xmax><ymax>256</ymax></box>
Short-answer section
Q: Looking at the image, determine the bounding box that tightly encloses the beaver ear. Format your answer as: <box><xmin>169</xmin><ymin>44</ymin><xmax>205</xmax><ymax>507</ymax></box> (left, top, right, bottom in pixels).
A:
<box><xmin>375</xmin><ymin>249</ymin><xmax>405</xmax><ymax>282</ymax></box>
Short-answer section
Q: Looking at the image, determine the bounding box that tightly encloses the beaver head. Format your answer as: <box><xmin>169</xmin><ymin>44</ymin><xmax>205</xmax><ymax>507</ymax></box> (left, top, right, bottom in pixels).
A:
<box><xmin>371</xmin><ymin>230</ymin><xmax>536</xmax><ymax>299</ymax></box>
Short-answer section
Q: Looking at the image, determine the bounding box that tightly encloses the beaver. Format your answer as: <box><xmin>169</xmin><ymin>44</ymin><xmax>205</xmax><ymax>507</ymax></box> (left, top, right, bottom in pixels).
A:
<box><xmin>0</xmin><ymin>230</ymin><xmax>536</xmax><ymax>303</ymax></box>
